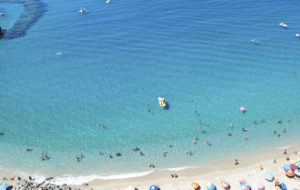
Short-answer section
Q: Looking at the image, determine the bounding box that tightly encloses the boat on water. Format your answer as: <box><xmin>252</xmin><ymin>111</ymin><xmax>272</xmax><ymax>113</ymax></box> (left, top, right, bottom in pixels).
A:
<box><xmin>279</xmin><ymin>22</ymin><xmax>288</xmax><ymax>29</ymax></box>
<box><xmin>79</xmin><ymin>7</ymin><xmax>86</xmax><ymax>14</ymax></box>
<box><xmin>158</xmin><ymin>96</ymin><xmax>167</xmax><ymax>108</ymax></box>
<box><xmin>251</xmin><ymin>38</ymin><xmax>259</xmax><ymax>44</ymax></box>
<box><xmin>296</xmin><ymin>33</ymin><xmax>300</xmax><ymax>38</ymax></box>
<box><xmin>0</xmin><ymin>12</ymin><xmax>5</xmax><ymax>16</ymax></box>
<box><xmin>106</xmin><ymin>0</ymin><xmax>111</xmax><ymax>4</ymax></box>
<box><xmin>240</xmin><ymin>105</ymin><xmax>246</xmax><ymax>113</ymax></box>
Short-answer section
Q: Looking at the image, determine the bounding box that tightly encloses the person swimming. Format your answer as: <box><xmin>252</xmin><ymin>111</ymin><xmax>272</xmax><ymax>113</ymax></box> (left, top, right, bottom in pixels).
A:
<box><xmin>162</xmin><ymin>151</ymin><xmax>168</xmax><ymax>157</ymax></box>
<box><xmin>242</xmin><ymin>127</ymin><xmax>248</xmax><ymax>132</ymax></box>
<box><xmin>0</xmin><ymin>26</ymin><xmax>4</xmax><ymax>37</ymax></box>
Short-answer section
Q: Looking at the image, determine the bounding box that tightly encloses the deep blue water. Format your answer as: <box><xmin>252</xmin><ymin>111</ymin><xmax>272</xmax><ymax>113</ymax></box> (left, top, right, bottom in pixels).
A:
<box><xmin>0</xmin><ymin>0</ymin><xmax>300</xmax><ymax>180</ymax></box>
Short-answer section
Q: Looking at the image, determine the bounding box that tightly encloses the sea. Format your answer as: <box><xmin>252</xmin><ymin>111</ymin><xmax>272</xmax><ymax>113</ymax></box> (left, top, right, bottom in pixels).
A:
<box><xmin>0</xmin><ymin>0</ymin><xmax>300</xmax><ymax>184</ymax></box>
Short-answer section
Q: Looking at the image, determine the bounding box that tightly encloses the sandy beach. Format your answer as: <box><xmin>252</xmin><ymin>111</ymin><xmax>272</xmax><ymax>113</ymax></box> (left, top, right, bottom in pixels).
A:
<box><xmin>1</xmin><ymin>142</ymin><xmax>300</xmax><ymax>190</ymax></box>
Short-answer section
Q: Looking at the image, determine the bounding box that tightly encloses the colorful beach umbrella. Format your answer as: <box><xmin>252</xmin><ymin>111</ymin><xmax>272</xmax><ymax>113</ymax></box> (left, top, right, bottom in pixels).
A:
<box><xmin>282</xmin><ymin>164</ymin><xmax>291</xmax><ymax>171</ymax></box>
<box><xmin>0</xmin><ymin>183</ymin><xmax>9</xmax><ymax>190</ymax></box>
<box><xmin>295</xmin><ymin>161</ymin><xmax>300</xmax><ymax>169</ymax></box>
<box><xmin>191</xmin><ymin>182</ymin><xmax>200</xmax><ymax>190</ymax></box>
<box><xmin>242</xmin><ymin>185</ymin><xmax>251</xmax><ymax>190</ymax></box>
<box><xmin>290</xmin><ymin>163</ymin><xmax>298</xmax><ymax>170</ymax></box>
<box><xmin>206</xmin><ymin>182</ymin><xmax>216</xmax><ymax>190</ymax></box>
<box><xmin>239</xmin><ymin>180</ymin><xmax>247</xmax><ymax>186</ymax></box>
<box><xmin>285</xmin><ymin>169</ymin><xmax>295</xmax><ymax>178</ymax></box>
<box><xmin>294</xmin><ymin>169</ymin><xmax>300</xmax><ymax>177</ymax></box>
<box><xmin>279</xmin><ymin>183</ymin><xmax>287</xmax><ymax>190</ymax></box>
<box><xmin>149</xmin><ymin>185</ymin><xmax>159</xmax><ymax>190</ymax></box>
<box><xmin>265</xmin><ymin>171</ymin><xmax>274</xmax><ymax>182</ymax></box>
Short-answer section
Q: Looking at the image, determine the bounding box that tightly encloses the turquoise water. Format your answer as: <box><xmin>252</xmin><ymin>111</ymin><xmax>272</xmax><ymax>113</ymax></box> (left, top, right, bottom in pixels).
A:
<box><xmin>1</xmin><ymin>0</ymin><xmax>300</xmax><ymax>180</ymax></box>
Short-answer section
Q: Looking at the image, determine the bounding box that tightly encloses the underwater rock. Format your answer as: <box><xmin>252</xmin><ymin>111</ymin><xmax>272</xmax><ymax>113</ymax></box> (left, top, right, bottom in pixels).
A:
<box><xmin>0</xmin><ymin>0</ymin><xmax>46</xmax><ymax>39</ymax></box>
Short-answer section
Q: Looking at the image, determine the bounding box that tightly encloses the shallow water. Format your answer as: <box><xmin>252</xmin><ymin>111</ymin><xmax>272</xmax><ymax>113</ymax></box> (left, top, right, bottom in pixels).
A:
<box><xmin>0</xmin><ymin>0</ymin><xmax>300</xmax><ymax>179</ymax></box>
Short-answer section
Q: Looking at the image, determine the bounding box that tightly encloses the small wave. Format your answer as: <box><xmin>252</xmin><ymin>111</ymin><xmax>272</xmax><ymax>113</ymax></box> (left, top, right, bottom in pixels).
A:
<box><xmin>32</xmin><ymin>171</ymin><xmax>155</xmax><ymax>185</ymax></box>
<box><xmin>276</xmin><ymin>145</ymin><xmax>291</xmax><ymax>150</ymax></box>
<box><xmin>163</xmin><ymin>166</ymin><xmax>196</xmax><ymax>171</ymax></box>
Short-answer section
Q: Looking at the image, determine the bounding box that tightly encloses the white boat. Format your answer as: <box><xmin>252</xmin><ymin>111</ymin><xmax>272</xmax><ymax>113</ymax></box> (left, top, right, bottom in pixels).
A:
<box><xmin>279</xmin><ymin>22</ymin><xmax>288</xmax><ymax>29</ymax></box>
<box><xmin>251</xmin><ymin>38</ymin><xmax>259</xmax><ymax>44</ymax></box>
<box><xmin>296</xmin><ymin>33</ymin><xmax>300</xmax><ymax>38</ymax></box>
<box><xmin>79</xmin><ymin>8</ymin><xmax>86</xmax><ymax>14</ymax></box>
<box><xmin>106</xmin><ymin>0</ymin><xmax>111</xmax><ymax>4</ymax></box>
<box><xmin>158</xmin><ymin>96</ymin><xmax>166</xmax><ymax>108</ymax></box>
<box><xmin>240</xmin><ymin>105</ymin><xmax>246</xmax><ymax>113</ymax></box>
<box><xmin>0</xmin><ymin>12</ymin><xmax>5</xmax><ymax>16</ymax></box>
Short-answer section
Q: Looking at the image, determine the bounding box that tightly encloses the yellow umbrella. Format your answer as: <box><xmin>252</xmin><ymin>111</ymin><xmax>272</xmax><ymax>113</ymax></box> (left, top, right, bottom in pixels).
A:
<box><xmin>191</xmin><ymin>182</ymin><xmax>200</xmax><ymax>190</ymax></box>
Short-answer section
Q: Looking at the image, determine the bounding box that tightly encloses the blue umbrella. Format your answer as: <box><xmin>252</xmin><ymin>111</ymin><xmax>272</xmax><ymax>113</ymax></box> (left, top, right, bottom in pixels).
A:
<box><xmin>265</xmin><ymin>171</ymin><xmax>274</xmax><ymax>182</ymax></box>
<box><xmin>149</xmin><ymin>185</ymin><xmax>159</xmax><ymax>190</ymax></box>
<box><xmin>282</xmin><ymin>164</ymin><xmax>291</xmax><ymax>171</ymax></box>
<box><xmin>294</xmin><ymin>169</ymin><xmax>300</xmax><ymax>177</ymax></box>
<box><xmin>0</xmin><ymin>183</ymin><xmax>9</xmax><ymax>190</ymax></box>
<box><xmin>279</xmin><ymin>183</ymin><xmax>287</xmax><ymax>190</ymax></box>
<box><xmin>206</xmin><ymin>182</ymin><xmax>217</xmax><ymax>190</ymax></box>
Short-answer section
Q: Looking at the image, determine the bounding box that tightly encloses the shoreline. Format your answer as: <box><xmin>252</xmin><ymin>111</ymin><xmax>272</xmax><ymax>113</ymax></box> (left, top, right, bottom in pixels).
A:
<box><xmin>87</xmin><ymin>142</ymin><xmax>300</xmax><ymax>189</ymax></box>
<box><xmin>1</xmin><ymin>141</ymin><xmax>300</xmax><ymax>189</ymax></box>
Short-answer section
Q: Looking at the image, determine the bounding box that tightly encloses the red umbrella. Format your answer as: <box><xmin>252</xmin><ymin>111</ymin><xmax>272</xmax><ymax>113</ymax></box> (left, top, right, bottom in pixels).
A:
<box><xmin>290</xmin><ymin>164</ymin><xmax>298</xmax><ymax>170</ymax></box>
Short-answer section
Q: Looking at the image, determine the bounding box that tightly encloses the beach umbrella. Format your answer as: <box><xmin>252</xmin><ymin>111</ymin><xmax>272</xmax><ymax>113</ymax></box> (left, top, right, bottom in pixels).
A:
<box><xmin>285</xmin><ymin>169</ymin><xmax>295</xmax><ymax>178</ymax></box>
<box><xmin>206</xmin><ymin>182</ymin><xmax>216</xmax><ymax>190</ymax></box>
<box><xmin>282</xmin><ymin>163</ymin><xmax>291</xmax><ymax>171</ymax></box>
<box><xmin>295</xmin><ymin>161</ymin><xmax>300</xmax><ymax>169</ymax></box>
<box><xmin>221</xmin><ymin>181</ymin><xmax>230</xmax><ymax>190</ymax></box>
<box><xmin>256</xmin><ymin>182</ymin><xmax>265</xmax><ymax>190</ymax></box>
<box><xmin>265</xmin><ymin>171</ymin><xmax>274</xmax><ymax>182</ymax></box>
<box><xmin>242</xmin><ymin>185</ymin><xmax>251</xmax><ymax>190</ymax></box>
<box><xmin>290</xmin><ymin>163</ymin><xmax>298</xmax><ymax>170</ymax></box>
<box><xmin>294</xmin><ymin>169</ymin><xmax>300</xmax><ymax>177</ymax></box>
<box><xmin>239</xmin><ymin>180</ymin><xmax>247</xmax><ymax>189</ymax></box>
<box><xmin>0</xmin><ymin>183</ymin><xmax>9</xmax><ymax>190</ymax></box>
<box><xmin>239</xmin><ymin>180</ymin><xmax>247</xmax><ymax>186</ymax></box>
<box><xmin>191</xmin><ymin>182</ymin><xmax>200</xmax><ymax>190</ymax></box>
<box><xmin>279</xmin><ymin>183</ymin><xmax>287</xmax><ymax>190</ymax></box>
<box><xmin>149</xmin><ymin>185</ymin><xmax>159</xmax><ymax>190</ymax></box>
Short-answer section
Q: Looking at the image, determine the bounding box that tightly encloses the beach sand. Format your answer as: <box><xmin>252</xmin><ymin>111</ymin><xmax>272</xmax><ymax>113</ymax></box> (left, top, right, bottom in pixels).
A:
<box><xmin>1</xmin><ymin>143</ymin><xmax>300</xmax><ymax>190</ymax></box>
<box><xmin>87</xmin><ymin>143</ymin><xmax>300</xmax><ymax>190</ymax></box>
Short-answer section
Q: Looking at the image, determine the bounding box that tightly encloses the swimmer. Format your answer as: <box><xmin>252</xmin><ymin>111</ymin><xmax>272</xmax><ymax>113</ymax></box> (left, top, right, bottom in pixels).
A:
<box><xmin>242</xmin><ymin>128</ymin><xmax>248</xmax><ymax>132</ymax></box>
